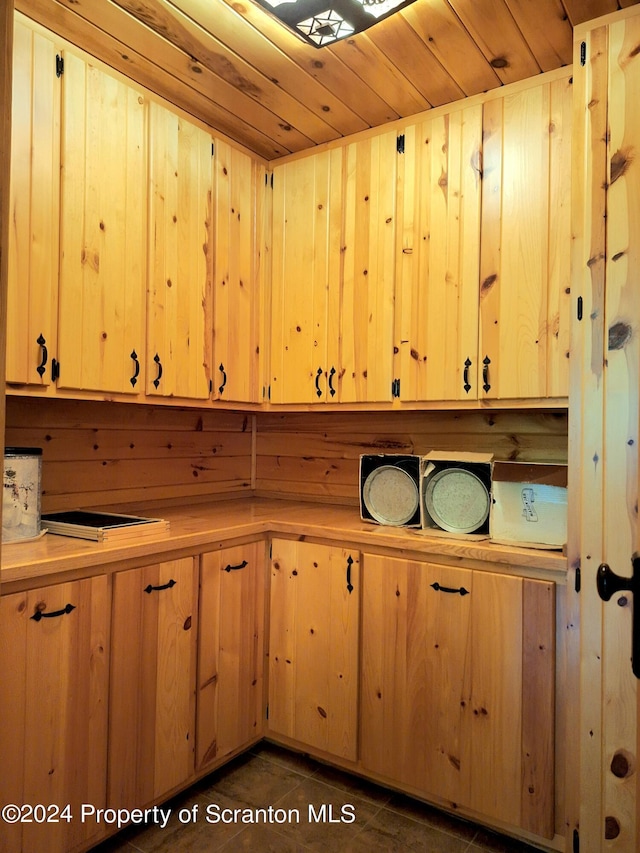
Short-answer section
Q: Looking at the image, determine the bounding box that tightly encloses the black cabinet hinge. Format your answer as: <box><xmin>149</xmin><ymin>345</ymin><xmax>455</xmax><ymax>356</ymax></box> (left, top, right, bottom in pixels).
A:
<box><xmin>266</xmin><ymin>172</ymin><xmax>273</xmax><ymax>188</ymax></box>
<box><xmin>209</xmin><ymin>379</ymin><xmax>213</xmax><ymax>394</ymax></box>
<box><xmin>51</xmin><ymin>358</ymin><xmax>60</xmax><ymax>381</ymax></box>
<box><xmin>391</xmin><ymin>378</ymin><xmax>401</xmax><ymax>398</ymax></box>
<box><xmin>396</xmin><ymin>134</ymin><xmax>405</xmax><ymax>154</ymax></box>
<box><xmin>211</xmin><ymin>142</ymin><xmax>215</xmax><ymax>157</ymax></box>
<box><xmin>577</xmin><ymin>296</ymin><xmax>583</xmax><ymax>321</ymax></box>
<box><xmin>575</xmin><ymin>566</ymin><xmax>581</xmax><ymax>593</ymax></box>
<box><xmin>56</xmin><ymin>54</ymin><xmax>64</xmax><ymax>77</ymax></box>
<box><xmin>573</xmin><ymin>828</ymin><xmax>579</xmax><ymax>853</ymax></box>
<box><xmin>580</xmin><ymin>41</ymin><xmax>586</xmax><ymax>67</ymax></box>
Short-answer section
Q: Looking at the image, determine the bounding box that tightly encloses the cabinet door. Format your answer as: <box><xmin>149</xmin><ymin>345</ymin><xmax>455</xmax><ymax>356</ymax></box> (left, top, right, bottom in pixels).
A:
<box><xmin>340</xmin><ymin>131</ymin><xmax>397</xmax><ymax>403</ymax></box>
<box><xmin>270</xmin><ymin>150</ymin><xmax>343</xmax><ymax>403</ymax></box>
<box><xmin>361</xmin><ymin>554</ymin><xmax>555</xmax><ymax>839</ymax></box>
<box><xmin>109</xmin><ymin>558</ymin><xmax>197</xmax><ymax>808</ymax></box>
<box><xmin>7</xmin><ymin>16</ymin><xmax>60</xmax><ymax>387</ymax></box>
<box><xmin>480</xmin><ymin>75</ymin><xmax>572</xmax><ymax>400</ymax></box>
<box><xmin>197</xmin><ymin>542</ymin><xmax>265</xmax><ymax>770</ymax></box>
<box><xmin>361</xmin><ymin>556</ymin><xmax>473</xmax><ymax>801</ymax></box>
<box><xmin>58</xmin><ymin>51</ymin><xmax>147</xmax><ymax>395</ymax></box>
<box><xmin>212</xmin><ymin>139</ymin><xmax>264</xmax><ymax>403</ymax></box>
<box><xmin>147</xmin><ymin>103</ymin><xmax>212</xmax><ymax>400</ymax></box>
<box><xmin>268</xmin><ymin>539</ymin><xmax>359</xmax><ymax>760</ymax></box>
<box><xmin>395</xmin><ymin>106</ymin><xmax>482</xmax><ymax>401</ymax></box>
<box><xmin>0</xmin><ymin>577</ymin><xmax>109</xmax><ymax>853</ymax></box>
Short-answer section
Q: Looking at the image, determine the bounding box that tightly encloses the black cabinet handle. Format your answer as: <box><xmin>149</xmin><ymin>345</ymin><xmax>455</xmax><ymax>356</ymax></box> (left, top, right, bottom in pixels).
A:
<box><xmin>31</xmin><ymin>603</ymin><xmax>76</xmax><ymax>621</ymax></box>
<box><xmin>597</xmin><ymin>558</ymin><xmax>640</xmax><ymax>678</ymax></box>
<box><xmin>36</xmin><ymin>334</ymin><xmax>48</xmax><ymax>377</ymax></box>
<box><xmin>224</xmin><ymin>560</ymin><xmax>248</xmax><ymax>572</ymax></box>
<box><xmin>315</xmin><ymin>366</ymin><xmax>323</xmax><ymax>398</ymax></box>
<box><xmin>144</xmin><ymin>579</ymin><xmax>176</xmax><ymax>594</ymax></box>
<box><xmin>482</xmin><ymin>355</ymin><xmax>491</xmax><ymax>393</ymax></box>
<box><xmin>328</xmin><ymin>366</ymin><xmax>336</xmax><ymax>398</ymax></box>
<box><xmin>346</xmin><ymin>555</ymin><xmax>354</xmax><ymax>594</ymax></box>
<box><xmin>431</xmin><ymin>582</ymin><xmax>469</xmax><ymax>597</ymax></box>
<box><xmin>219</xmin><ymin>363</ymin><xmax>227</xmax><ymax>395</ymax></box>
<box><xmin>153</xmin><ymin>353</ymin><xmax>163</xmax><ymax>389</ymax></box>
<box><xmin>130</xmin><ymin>350</ymin><xmax>140</xmax><ymax>387</ymax></box>
<box><xmin>463</xmin><ymin>357</ymin><xmax>472</xmax><ymax>394</ymax></box>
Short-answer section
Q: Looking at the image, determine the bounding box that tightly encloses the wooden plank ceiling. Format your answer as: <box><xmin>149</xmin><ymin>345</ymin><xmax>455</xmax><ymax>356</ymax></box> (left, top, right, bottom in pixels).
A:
<box><xmin>18</xmin><ymin>0</ymin><xmax>640</xmax><ymax>160</ymax></box>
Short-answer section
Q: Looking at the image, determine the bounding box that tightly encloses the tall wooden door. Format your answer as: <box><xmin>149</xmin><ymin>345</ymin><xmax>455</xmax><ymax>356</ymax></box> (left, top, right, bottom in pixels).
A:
<box><xmin>268</xmin><ymin>538</ymin><xmax>359</xmax><ymax>760</ymax></box>
<box><xmin>147</xmin><ymin>102</ymin><xmax>212</xmax><ymax>400</ymax></box>
<box><xmin>58</xmin><ymin>51</ymin><xmax>147</xmax><ymax>395</ymax></box>
<box><xmin>571</xmin><ymin>8</ymin><xmax>640</xmax><ymax>851</ymax></box>
<box><xmin>7</xmin><ymin>15</ymin><xmax>60</xmax><ymax>387</ymax></box>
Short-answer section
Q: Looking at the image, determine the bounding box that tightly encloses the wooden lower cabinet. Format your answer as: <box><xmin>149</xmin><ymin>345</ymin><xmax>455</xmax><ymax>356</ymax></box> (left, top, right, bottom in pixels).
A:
<box><xmin>360</xmin><ymin>554</ymin><xmax>555</xmax><ymax>839</ymax></box>
<box><xmin>197</xmin><ymin>543</ymin><xmax>266</xmax><ymax>769</ymax></box>
<box><xmin>108</xmin><ymin>557</ymin><xmax>198</xmax><ymax>809</ymax></box>
<box><xmin>268</xmin><ymin>539</ymin><xmax>360</xmax><ymax>761</ymax></box>
<box><xmin>0</xmin><ymin>577</ymin><xmax>109</xmax><ymax>853</ymax></box>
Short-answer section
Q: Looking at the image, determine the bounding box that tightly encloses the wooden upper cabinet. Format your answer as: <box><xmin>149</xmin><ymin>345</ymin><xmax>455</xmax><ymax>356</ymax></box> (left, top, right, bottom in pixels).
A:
<box><xmin>340</xmin><ymin>131</ymin><xmax>397</xmax><ymax>403</ymax></box>
<box><xmin>395</xmin><ymin>105</ymin><xmax>482</xmax><ymax>401</ymax></box>
<box><xmin>57</xmin><ymin>51</ymin><xmax>147</xmax><ymax>395</ymax></box>
<box><xmin>270</xmin><ymin>149</ymin><xmax>343</xmax><ymax>404</ymax></box>
<box><xmin>268</xmin><ymin>538</ymin><xmax>359</xmax><ymax>760</ymax></box>
<box><xmin>109</xmin><ymin>558</ymin><xmax>198</xmax><ymax>809</ymax></box>
<box><xmin>197</xmin><ymin>543</ymin><xmax>265</xmax><ymax>770</ymax></box>
<box><xmin>480</xmin><ymin>74</ymin><xmax>572</xmax><ymax>400</ymax></box>
<box><xmin>361</xmin><ymin>554</ymin><xmax>555</xmax><ymax>839</ymax></box>
<box><xmin>7</xmin><ymin>16</ymin><xmax>60</xmax><ymax>387</ymax></box>
<box><xmin>0</xmin><ymin>577</ymin><xmax>109</xmax><ymax>853</ymax></box>
<box><xmin>212</xmin><ymin>139</ymin><xmax>264</xmax><ymax>403</ymax></box>
<box><xmin>147</xmin><ymin>103</ymin><xmax>213</xmax><ymax>400</ymax></box>
<box><xmin>269</xmin><ymin>133</ymin><xmax>396</xmax><ymax>405</ymax></box>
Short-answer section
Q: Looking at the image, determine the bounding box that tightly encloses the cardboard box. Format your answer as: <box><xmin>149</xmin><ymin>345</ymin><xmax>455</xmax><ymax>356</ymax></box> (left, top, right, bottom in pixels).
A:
<box><xmin>359</xmin><ymin>454</ymin><xmax>421</xmax><ymax>527</ymax></box>
<box><xmin>419</xmin><ymin>451</ymin><xmax>493</xmax><ymax>540</ymax></box>
<box><xmin>490</xmin><ymin>461</ymin><xmax>567</xmax><ymax>549</ymax></box>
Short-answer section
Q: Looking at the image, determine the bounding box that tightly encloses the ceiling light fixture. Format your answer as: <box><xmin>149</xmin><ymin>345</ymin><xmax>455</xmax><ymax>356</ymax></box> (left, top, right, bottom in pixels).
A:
<box><xmin>256</xmin><ymin>0</ymin><xmax>418</xmax><ymax>47</ymax></box>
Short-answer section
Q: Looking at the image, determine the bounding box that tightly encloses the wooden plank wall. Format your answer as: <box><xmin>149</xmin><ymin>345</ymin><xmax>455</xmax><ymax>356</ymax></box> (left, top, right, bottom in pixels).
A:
<box><xmin>5</xmin><ymin>398</ymin><xmax>568</xmax><ymax>512</ymax></box>
<box><xmin>255</xmin><ymin>409</ymin><xmax>568</xmax><ymax>504</ymax></box>
<box><xmin>4</xmin><ymin>397</ymin><xmax>253</xmax><ymax>512</ymax></box>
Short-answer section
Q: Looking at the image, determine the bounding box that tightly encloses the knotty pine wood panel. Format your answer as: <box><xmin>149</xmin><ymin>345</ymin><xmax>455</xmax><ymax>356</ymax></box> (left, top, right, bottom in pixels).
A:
<box><xmin>268</xmin><ymin>539</ymin><xmax>359</xmax><ymax>760</ymax></box>
<box><xmin>0</xmin><ymin>575</ymin><xmax>109</xmax><ymax>853</ymax></box>
<box><xmin>568</xmin><ymin>22</ymin><xmax>608</xmax><ymax>848</ymax></box>
<box><xmin>395</xmin><ymin>104</ymin><xmax>482</xmax><ymax>401</ymax></box>
<box><xmin>0</xmin><ymin>1</ymin><xmax>13</xmax><ymax>588</ymax></box>
<box><xmin>360</xmin><ymin>556</ymin><xmax>474</xmax><ymax>801</ymax></box>
<box><xmin>15</xmin><ymin>0</ymin><xmax>640</xmax><ymax>161</ymax></box>
<box><xmin>4</xmin><ymin>397</ymin><xmax>253</xmax><ymax>512</ymax></box>
<box><xmin>57</xmin><ymin>49</ymin><xmax>147</xmax><ymax>396</ymax></box>
<box><xmin>601</xmin><ymin>12</ymin><xmax>640</xmax><ymax>846</ymax></box>
<box><xmin>146</xmin><ymin>102</ymin><xmax>212</xmax><ymax>401</ymax></box>
<box><xmin>108</xmin><ymin>557</ymin><xmax>197</xmax><ymax>808</ymax></box>
<box><xmin>197</xmin><ymin>543</ymin><xmax>265</xmax><ymax>769</ymax></box>
<box><xmin>7</xmin><ymin>17</ymin><xmax>60</xmax><ymax>387</ymax></box>
<box><xmin>255</xmin><ymin>410</ymin><xmax>568</xmax><ymax>503</ymax></box>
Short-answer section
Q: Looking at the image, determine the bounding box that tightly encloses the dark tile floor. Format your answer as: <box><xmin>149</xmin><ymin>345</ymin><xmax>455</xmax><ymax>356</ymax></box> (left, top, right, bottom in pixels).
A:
<box><xmin>92</xmin><ymin>743</ymin><xmax>547</xmax><ymax>853</ymax></box>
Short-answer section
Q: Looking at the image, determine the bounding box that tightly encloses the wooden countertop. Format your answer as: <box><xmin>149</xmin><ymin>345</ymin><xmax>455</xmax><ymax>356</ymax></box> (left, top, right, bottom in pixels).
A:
<box><xmin>1</xmin><ymin>497</ymin><xmax>567</xmax><ymax>592</ymax></box>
